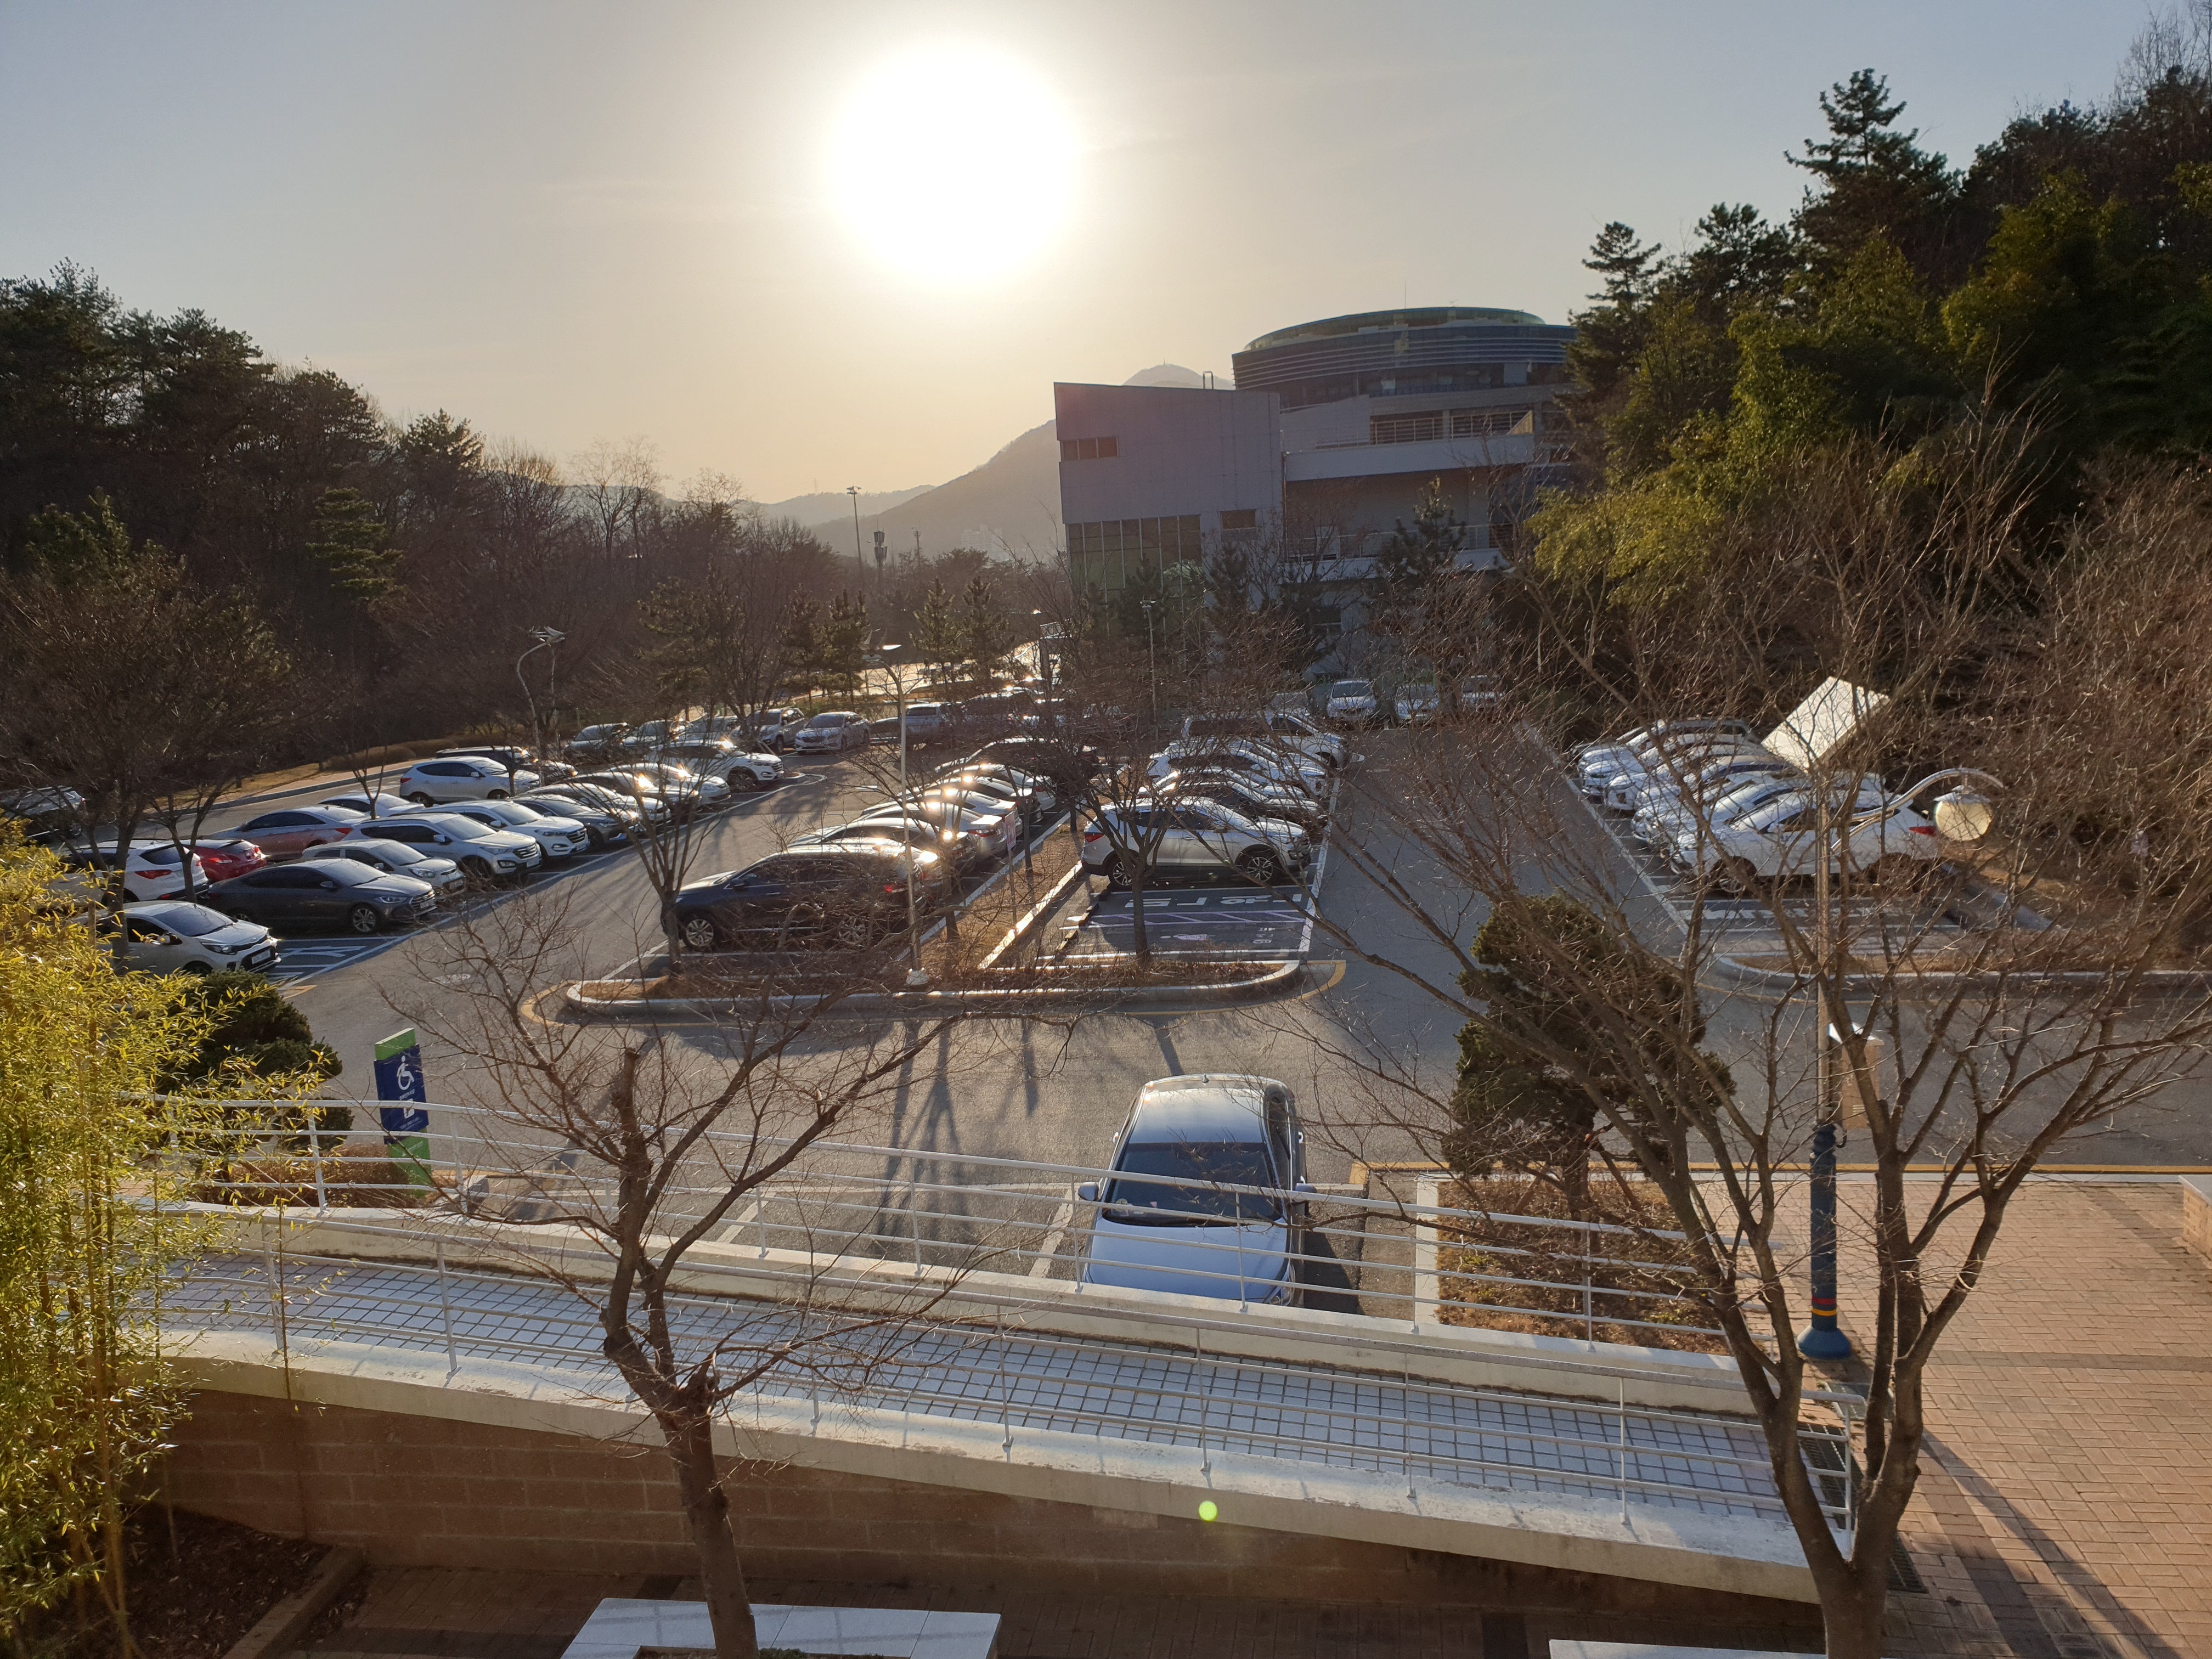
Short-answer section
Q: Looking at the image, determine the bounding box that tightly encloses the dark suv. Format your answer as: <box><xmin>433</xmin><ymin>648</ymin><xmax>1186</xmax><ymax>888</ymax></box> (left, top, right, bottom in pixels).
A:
<box><xmin>666</xmin><ymin>846</ymin><xmax>947</xmax><ymax>952</ymax></box>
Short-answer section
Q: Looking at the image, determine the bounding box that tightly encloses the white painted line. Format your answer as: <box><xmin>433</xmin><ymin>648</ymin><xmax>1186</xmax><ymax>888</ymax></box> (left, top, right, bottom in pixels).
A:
<box><xmin>1028</xmin><ymin>1187</ymin><xmax>1077</xmax><ymax>1278</ymax></box>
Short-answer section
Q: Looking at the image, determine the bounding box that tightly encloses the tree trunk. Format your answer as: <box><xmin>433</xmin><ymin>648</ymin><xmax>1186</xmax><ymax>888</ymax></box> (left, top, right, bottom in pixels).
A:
<box><xmin>1814</xmin><ymin>1575</ymin><xmax>1888</xmax><ymax>1659</ymax></box>
<box><xmin>664</xmin><ymin>1408</ymin><xmax>758</xmax><ymax>1659</ymax></box>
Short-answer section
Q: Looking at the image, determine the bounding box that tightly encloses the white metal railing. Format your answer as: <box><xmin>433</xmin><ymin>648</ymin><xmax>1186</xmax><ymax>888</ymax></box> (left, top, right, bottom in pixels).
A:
<box><xmin>182</xmin><ymin>1108</ymin><xmax>1733</xmax><ymax>1344</ymax></box>
<box><xmin>163</xmin><ymin>1237</ymin><xmax>1852</xmax><ymax>1533</ymax></box>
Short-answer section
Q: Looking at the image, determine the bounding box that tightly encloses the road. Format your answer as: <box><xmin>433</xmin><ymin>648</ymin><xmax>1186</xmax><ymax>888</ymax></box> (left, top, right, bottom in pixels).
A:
<box><xmin>198</xmin><ymin>733</ymin><xmax>2212</xmax><ymax>1182</ymax></box>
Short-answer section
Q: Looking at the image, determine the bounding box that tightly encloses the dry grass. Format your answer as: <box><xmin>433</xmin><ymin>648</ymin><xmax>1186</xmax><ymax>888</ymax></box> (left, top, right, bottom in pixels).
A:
<box><xmin>1435</xmin><ymin>1174</ymin><xmax>1726</xmax><ymax>1353</ymax></box>
<box><xmin>194</xmin><ymin>1139</ymin><xmax>442</xmax><ymax>1207</ymax></box>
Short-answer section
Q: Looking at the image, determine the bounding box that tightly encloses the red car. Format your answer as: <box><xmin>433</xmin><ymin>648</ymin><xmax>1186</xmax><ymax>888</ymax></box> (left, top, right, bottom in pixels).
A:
<box><xmin>190</xmin><ymin>837</ymin><xmax>269</xmax><ymax>883</ymax></box>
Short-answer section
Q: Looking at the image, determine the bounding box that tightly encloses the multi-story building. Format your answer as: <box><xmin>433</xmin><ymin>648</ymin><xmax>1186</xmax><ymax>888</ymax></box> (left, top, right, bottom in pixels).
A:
<box><xmin>1055</xmin><ymin>306</ymin><xmax>1575</xmax><ymax>642</ymax></box>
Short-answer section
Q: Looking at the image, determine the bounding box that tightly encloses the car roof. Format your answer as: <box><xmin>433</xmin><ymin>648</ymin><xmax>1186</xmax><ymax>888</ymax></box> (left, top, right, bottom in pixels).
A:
<box><xmin>1127</xmin><ymin>1074</ymin><xmax>1282</xmax><ymax>1143</ymax></box>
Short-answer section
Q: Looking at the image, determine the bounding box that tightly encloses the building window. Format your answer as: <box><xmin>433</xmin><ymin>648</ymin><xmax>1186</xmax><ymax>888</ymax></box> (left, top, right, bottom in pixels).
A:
<box><xmin>1219</xmin><ymin>509</ymin><xmax>1257</xmax><ymax>530</ymax></box>
<box><xmin>1059</xmin><ymin>436</ymin><xmax>1119</xmax><ymax>462</ymax></box>
<box><xmin>1066</xmin><ymin>515</ymin><xmax>1203</xmax><ymax>591</ymax></box>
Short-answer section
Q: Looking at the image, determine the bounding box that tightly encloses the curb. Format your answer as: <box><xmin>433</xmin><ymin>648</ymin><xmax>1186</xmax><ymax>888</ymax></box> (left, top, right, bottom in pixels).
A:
<box><xmin>560</xmin><ymin>957</ymin><xmax>1307</xmax><ymax>1020</ymax></box>
<box><xmin>217</xmin><ymin>1544</ymin><xmax>364</xmax><ymax>1659</ymax></box>
<box><xmin>977</xmin><ymin>856</ymin><xmax>1089</xmax><ymax>971</ymax></box>
<box><xmin>1703</xmin><ymin>949</ymin><xmax>2212</xmax><ymax>997</ymax></box>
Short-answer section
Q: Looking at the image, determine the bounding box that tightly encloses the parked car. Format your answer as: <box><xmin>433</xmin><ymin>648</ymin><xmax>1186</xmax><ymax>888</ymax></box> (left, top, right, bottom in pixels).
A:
<box><xmin>618</xmin><ymin>719</ymin><xmax>679</xmax><ymax>755</ymax></box>
<box><xmin>665</xmin><ymin>845</ymin><xmax>946</xmax><ymax>951</ymax></box>
<box><xmin>232</xmin><ymin>805</ymin><xmax>367</xmax><ymax>859</ymax></box>
<box><xmin>206</xmin><ymin>859</ymin><xmax>436</xmax><ymax>934</ymax></box>
<box><xmin>885</xmin><ymin>702</ymin><xmax>956</xmax><ymax>747</ymax></box>
<box><xmin>629</xmin><ymin>760</ymin><xmax>731</xmax><ymax>810</ymax></box>
<box><xmin>516</xmin><ymin>788</ymin><xmax>631</xmax><ymax>848</ymax></box>
<box><xmin>432</xmin><ymin>798</ymin><xmax>591</xmax><ymax>860</ymax></box>
<box><xmin>1157</xmin><ymin>770</ymin><xmax>1327</xmax><ymax>834</ymax></box>
<box><xmin>1573</xmin><ymin>720</ymin><xmax>1757</xmax><ymax>794</ymax></box>
<box><xmin>1</xmin><ymin>783</ymin><xmax>83</xmax><ymax>839</ymax></box>
<box><xmin>1604</xmin><ymin>746</ymin><xmax>1785</xmax><ymax>814</ymax></box>
<box><xmin>959</xmin><ymin>734</ymin><xmax>1104</xmax><ymax>784</ymax></box>
<box><xmin>939</xmin><ymin>761</ymin><xmax>1057</xmax><ymax>820</ymax></box>
<box><xmin>653</xmin><ymin>740</ymin><xmax>783</xmax><ymax>791</ymax></box>
<box><xmin>791</xmin><ymin>711</ymin><xmax>871</xmax><ymax>754</ymax></box>
<box><xmin>359</xmin><ymin>812</ymin><xmax>543</xmax><ymax>880</ymax></box>
<box><xmin>1144</xmin><ymin>739</ymin><xmax>1327</xmax><ymax>793</ymax></box>
<box><xmin>65</xmin><ymin>840</ymin><xmax>211</xmax><ymax>902</ymax></box>
<box><xmin>1633</xmin><ymin>771</ymin><xmax>1816</xmax><ymax>848</ymax></box>
<box><xmin>1324</xmin><ymin>679</ymin><xmax>1379</xmax><ymax>726</ymax></box>
<box><xmin>1081</xmin><ymin>803</ymin><xmax>1310</xmax><ymax>888</ymax></box>
<box><xmin>1459</xmin><ymin>674</ymin><xmax>1503</xmax><ymax>712</ymax></box>
<box><xmin>565</xmin><ymin>723</ymin><xmax>633</xmax><ymax>762</ymax></box>
<box><xmin>567</xmin><ymin>772</ymin><xmax>680</xmax><ymax>821</ymax></box>
<box><xmin>187</xmin><ymin>837</ymin><xmax>268</xmax><ymax>883</ymax></box>
<box><xmin>397</xmin><ymin>754</ymin><xmax>541</xmax><ymax>804</ymax></box>
<box><xmin>1393</xmin><ymin>686</ymin><xmax>1441</xmax><ymax>725</ymax></box>
<box><xmin>907</xmin><ymin>786</ymin><xmax>1022</xmax><ymax>859</ymax></box>
<box><xmin>317</xmin><ymin>791</ymin><xmax>412</xmax><ymax>819</ymax></box>
<box><xmin>934</xmin><ymin>769</ymin><xmax>1043</xmax><ymax>826</ymax></box>
<box><xmin>1181</xmin><ymin>709</ymin><xmax>1346</xmax><ymax>769</ymax></box>
<box><xmin>746</xmin><ymin>707</ymin><xmax>806</xmax><ymax>751</ymax></box>
<box><xmin>108</xmin><ymin>901</ymin><xmax>279</xmax><ymax>975</ymax></box>
<box><xmin>302</xmin><ymin>837</ymin><xmax>466</xmax><ymax>895</ymax></box>
<box><xmin>1585</xmin><ymin>733</ymin><xmax>1765</xmax><ymax>804</ymax></box>
<box><xmin>439</xmin><ymin>744</ymin><xmax>574</xmax><ymax>783</ymax></box>
<box><xmin>1077</xmin><ymin>1074</ymin><xmax>1310</xmax><ymax>1305</ymax></box>
<box><xmin>1672</xmin><ymin>792</ymin><xmax>1943</xmax><ymax>889</ymax></box>
<box><xmin>851</xmin><ymin>799</ymin><xmax>1008</xmax><ymax>870</ymax></box>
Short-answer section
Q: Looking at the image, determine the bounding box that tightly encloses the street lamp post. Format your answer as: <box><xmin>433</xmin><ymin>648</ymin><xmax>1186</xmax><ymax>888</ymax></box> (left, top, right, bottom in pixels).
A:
<box><xmin>516</xmin><ymin>627</ymin><xmax>566</xmax><ymax>760</ymax></box>
<box><xmin>847</xmin><ymin>486</ymin><xmax>865</xmax><ymax>588</ymax></box>
<box><xmin>1138</xmin><ymin>600</ymin><xmax>1158</xmax><ymax>735</ymax></box>
<box><xmin>867</xmin><ymin>644</ymin><xmax>928</xmax><ymax>990</ymax></box>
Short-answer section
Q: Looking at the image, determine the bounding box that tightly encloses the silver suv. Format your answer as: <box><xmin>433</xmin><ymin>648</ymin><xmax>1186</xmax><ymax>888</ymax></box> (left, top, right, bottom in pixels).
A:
<box><xmin>1081</xmin><ymin>802</ymin><xmax>1310</xmax><ymax>888</ymax></box>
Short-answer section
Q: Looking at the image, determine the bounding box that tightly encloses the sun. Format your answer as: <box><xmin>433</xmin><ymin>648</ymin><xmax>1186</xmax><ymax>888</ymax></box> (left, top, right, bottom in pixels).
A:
<box><xmin>828</xmin><ymin>45</ymin><xmax>1077</xmax><ymax>286</ymax></box>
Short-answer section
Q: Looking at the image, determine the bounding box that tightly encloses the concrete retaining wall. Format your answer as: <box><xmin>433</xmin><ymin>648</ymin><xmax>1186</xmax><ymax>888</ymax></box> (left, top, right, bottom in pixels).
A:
<box><xmin>163</xmin><ymin>1386</ymin><xmax>1814</xmax><ymax>1628</ymax></box>
<box><xmin>2184</xmin><ymin>1176</ymin><xmax>2212</xmax><ymax>1268</ymax></box>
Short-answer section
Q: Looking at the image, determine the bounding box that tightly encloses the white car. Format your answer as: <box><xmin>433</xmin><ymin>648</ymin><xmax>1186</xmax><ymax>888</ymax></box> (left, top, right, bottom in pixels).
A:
<box><xmin>1459</xmin><ymin>675</ymin><xmax>1502</xmax><ymax>712</ymax></box>
<box><xmin>1634</xmin><ymin>771</ymin><xmax>1814</xmax><ymax>848</ymax></box>
<box><xmin>653</xmin><ymin>740</ymin><xmax>784</xmax><ymax>790</ymax></box>
<box><xmin>791</xmin><ymin>712</ymin><xmax>871</xmax><ymax>753</ymax></box>
<box><xmin>1324</xmin><ymin>679</ymin><xmax>1379</xmax><ymax>726</ymax></box>
<box><xmin>1394</xmin><ymin>686</ymin><xmax>1441</xmax><ymax>725</ymax></box>
<box><xmin>1673</xmin><ymin>794</ymin><xmax>1943</xmax><ymax>888</ymax></box>
<box><xmin>1081</xmin><ymin>802</ymin><xmax>1310</xmax><ymax>888</ymax></box>
<box><xmin>1077</xmin><ymin>1074</ymin><xmax>1311</xmax><ymax>1305</ymax></box>
<box><xmin>1145</xmin><ymin>738</ymin><xmax>1328</xmax><ymax>794</ymax></box>
<box><xmin>1180</xmin><ymin>710</ymin><xmax>1346</xmax><ymax>769</ymax></box>
<box><xmin>110</xmin><ymin>900</ymin><xmax>279</xmax><ymax>975</ymax></box>
<box><xmin>630</xmin><ymin>761</ymin><xmax>731</xmax><ymax>809</ymax></box>
<box><xmin>1574</xmin><ymin>720</ymin><xmax>1756</xmax><ymax>795</ymax></box>
<box><xmin>73</xmin><ymin>840</ymin><xmax>210</xmax><ymax>902</ymax></box>
<box><xmin>397</xmin><ymin>754</ymin><xmax>542</xmax><ymax>804</ymax></box>
<box><xmin>434</xmin><ymin>798</ymin><xmax>591</xmax><ymax>860</ymax></box>
<box><xmin>359</xmin><ymin>813</ymin><xmax>543</xmax><ymax>880</ymax></box>
<box><xmin>1596</xmin><ymin>737</ymin><xmax>1770</xmax><ymax>809</ymax></box>
<box><xmin>1605</xmin><ymin>746</ymin><xmax>1785</xmax><ymax>813</ymax></box>
<box><xmin>303</xmin><ymin>837</ymin><xmax>467</xmax><ymax>894</ymax></box>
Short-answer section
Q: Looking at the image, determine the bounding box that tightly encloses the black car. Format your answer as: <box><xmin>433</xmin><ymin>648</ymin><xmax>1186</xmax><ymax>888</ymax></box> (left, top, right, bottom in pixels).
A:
<box><xmin>206</xmin><ymin>860</ymin><xmax>436</xmax><ymax>934</ymax></box>
<box><xmin>667</xmin><ymin>847</ymin><xmax>947</xmax><ymax>952</ymax></box>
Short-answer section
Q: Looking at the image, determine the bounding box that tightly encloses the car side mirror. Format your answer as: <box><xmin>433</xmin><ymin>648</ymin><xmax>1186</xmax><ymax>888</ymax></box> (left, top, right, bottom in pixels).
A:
<box><xmin>1076</xmin><ymin>1182</ymin><xmax>1098</xmax><ymax>1203</ymax></box>
<box><xmin>1294</xmin><ymin>1181</ymin><xmax>1316</xmax><ymax>1194</ymax></box>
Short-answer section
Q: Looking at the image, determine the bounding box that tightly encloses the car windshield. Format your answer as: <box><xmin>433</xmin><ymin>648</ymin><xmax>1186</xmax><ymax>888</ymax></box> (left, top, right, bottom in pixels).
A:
<box><xmin>149</xmin><ymin>903</ymin><xmax>232</xmax><ymax>938</ymax></box>
<box><xmin>358</xmin><ymin>840</ymin><xmax>427</xmax><ymax>865</ymax></box>
<box><xmin>1104</xmin><ymin>1141</ymin><xmax>1279</xmax><ymax>1225</ymax></box>
<box><xmin>1333</xmin><ymin>681</ymin><xmax>1372</xmax><ymax>697</ymax></box>
<box><xmin>420</xmin><ymin>816</ymin><xmax>498</xmax><ymax>841</ymax></box>
<box><xmin>802</xmin><ymin>714</ymin><xmax>842</xmax><ymax>729</ymax></box>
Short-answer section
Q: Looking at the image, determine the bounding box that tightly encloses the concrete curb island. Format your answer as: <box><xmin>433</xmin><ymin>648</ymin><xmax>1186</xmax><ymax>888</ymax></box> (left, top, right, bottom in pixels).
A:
<box><xmin>559</xmin><ymin>957</ymin><xmax>1308</xmax><ymax>1021</ymax></box>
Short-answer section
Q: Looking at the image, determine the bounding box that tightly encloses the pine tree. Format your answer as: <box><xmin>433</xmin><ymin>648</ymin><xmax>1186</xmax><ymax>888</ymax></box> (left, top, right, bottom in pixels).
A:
<box><xmin>305</xmin><ymin>487</ymin><xmax>403</xmax><ymax>601</ymax></box>
<box><xmin>960</xmin><ymin>575</ymin><xmax>1011</xmax><ymax>685</ymax></box>
<box><xmin>914</xmin><ymin>578</ymin><xmax>961</xmax><ymax>686</ymax></box>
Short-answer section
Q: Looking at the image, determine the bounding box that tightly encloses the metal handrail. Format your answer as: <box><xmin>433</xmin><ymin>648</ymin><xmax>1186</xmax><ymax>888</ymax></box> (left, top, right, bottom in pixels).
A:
<box><xmin>169</xmin><ymin>1245</ymin><xmax>1847</xmax><ymax>1531</ymax></box>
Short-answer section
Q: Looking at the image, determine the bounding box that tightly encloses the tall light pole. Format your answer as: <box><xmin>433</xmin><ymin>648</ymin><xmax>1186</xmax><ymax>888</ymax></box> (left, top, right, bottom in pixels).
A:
<box><xmin>866</xmin><ymin>642</ymin><xmax>927</xmax><ymax>990</ymax></box>
<box><xmin>517</xmin><ymin>627</ymin><xmax>566</xmax><ymax>760</ymax></box>
<box><xmin>847</xmin><ymin>486</ymin><xmax>865</xmax><ymax>588</ymax></box>
<box><xmin>1138</xmin><ymin>599</ymin><xmax>1158</xmax><ymax>734</ymax></box>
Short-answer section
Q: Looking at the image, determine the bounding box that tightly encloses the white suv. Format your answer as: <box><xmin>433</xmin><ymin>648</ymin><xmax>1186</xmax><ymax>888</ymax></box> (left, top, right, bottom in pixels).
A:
<box><xmin>434</xmin><ymin>799</ymin><xmax>590</xmax><ymax>860</ymax></box>
<box><xmin>398</xmin><ymin>754</ymin><xmax>542</xmax><ymax>804</ymax></box>
<box><xmin>361</xmin><ymin>813</ymin><xmax>543</xmax><ymax>880</ymax></box>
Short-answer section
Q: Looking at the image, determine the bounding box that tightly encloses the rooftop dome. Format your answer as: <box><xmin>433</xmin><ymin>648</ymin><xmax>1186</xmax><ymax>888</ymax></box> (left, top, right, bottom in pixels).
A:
<box><xmin>1243</xmin><ymin>307</ymin><xmax>1545</xmax><ymax>353</ymax></box>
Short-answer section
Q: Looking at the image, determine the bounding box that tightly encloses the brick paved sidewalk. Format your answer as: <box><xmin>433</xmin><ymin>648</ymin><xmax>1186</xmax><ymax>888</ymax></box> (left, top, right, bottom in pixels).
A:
<box><xmin>1830</xmin><ymin>1181</ymin><xmax>2212</xmax><ymax>1659</ymax></box>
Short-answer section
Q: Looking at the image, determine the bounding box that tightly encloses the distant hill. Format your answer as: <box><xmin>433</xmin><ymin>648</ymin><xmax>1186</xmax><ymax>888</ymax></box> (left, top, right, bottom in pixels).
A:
<box><xmin>758</xmin><ymin>484</ymin><xmax>932</xmax><ymax>526</ymax></box>
<box><xmin>810</xmin><ymin>419</ymin><xmax>1064</xmax><ymax>563</ymax></box>
<box><xmin>806</xmin><ymin>364</ymin><xmax>1222</xmax><ymax>564</ymax></box>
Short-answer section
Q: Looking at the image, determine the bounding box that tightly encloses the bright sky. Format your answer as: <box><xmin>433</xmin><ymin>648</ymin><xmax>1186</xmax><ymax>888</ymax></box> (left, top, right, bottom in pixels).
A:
<box><xmin>0</xmin><ymin>1</ymin><xmax>2152</xmax><ymax>504</ymax></box>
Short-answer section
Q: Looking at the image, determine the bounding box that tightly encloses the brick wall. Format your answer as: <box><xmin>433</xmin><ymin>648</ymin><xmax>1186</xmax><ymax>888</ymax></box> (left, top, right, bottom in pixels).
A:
<box><xmin>163</xmin><ymin>1390</ymin><xmax>1814</xmax><ymax>1627</ymax></box>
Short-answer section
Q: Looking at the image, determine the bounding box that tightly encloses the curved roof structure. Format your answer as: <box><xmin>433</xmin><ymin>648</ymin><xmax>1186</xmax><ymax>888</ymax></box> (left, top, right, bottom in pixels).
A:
<box><xmin>1233</xmin><ymin>306</ymin><xmax>1575</xmax><ymax>410</ymax></box>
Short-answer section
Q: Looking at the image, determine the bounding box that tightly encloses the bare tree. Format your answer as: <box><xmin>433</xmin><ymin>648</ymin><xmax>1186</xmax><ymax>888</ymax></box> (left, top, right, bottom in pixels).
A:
<box><xmin>404</xmin><ymin>888</ymin><xmax>1012</xmax><ymax>1659</ymax></box>
<box><xmin>1271</xmin><ymin>433</ymin><xmax>2212</xmax><ymax>1658</ymax></box>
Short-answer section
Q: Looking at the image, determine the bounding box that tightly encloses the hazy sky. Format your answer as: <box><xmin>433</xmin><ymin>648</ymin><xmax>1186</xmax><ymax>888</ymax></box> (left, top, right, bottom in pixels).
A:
<box><xmin>0</xmin><ymin>2</ymin><xmax>2154</xmax><ymax>503</ymax></box>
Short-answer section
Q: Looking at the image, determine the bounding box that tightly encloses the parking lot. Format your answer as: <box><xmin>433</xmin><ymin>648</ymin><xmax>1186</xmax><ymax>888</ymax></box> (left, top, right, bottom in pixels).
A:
<box><xmin>1057</xmin><ymin>885</ymin><xmax>1316</xmax><ymax>959</ymax></box>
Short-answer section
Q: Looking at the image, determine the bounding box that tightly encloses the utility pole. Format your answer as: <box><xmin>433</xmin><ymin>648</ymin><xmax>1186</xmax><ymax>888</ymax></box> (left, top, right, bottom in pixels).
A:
<box><xmin>1139</xmin><ymin>599</ymin><xmax>1158</xmax><ymax>736</ymax></box>
<box><xmin>847</xmin><ymin>486</ymin><xmax>865</xmax><ymax>586</ymax></box>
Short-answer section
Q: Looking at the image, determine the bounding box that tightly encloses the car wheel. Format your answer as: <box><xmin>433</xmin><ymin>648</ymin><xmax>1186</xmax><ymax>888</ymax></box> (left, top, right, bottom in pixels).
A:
<box><xmin>832</xmin><ymin>915</ymin><xmax>879</xmax><ymax>950</ymax></box>
<box><xmin>345</xmin><ymin>904</ymin><xmax>381</xmax><ymax>935</ymax></box>
<box><xmin>680</xmin><ymin>913</ymin><xmax>720</xmax><ymax>951</ymax></box>
<box><xmin>462</xmin><ymin>855</ymin><xmax>492</xmax><ymax>879</ymax></box>
<box><xmin>1237</xmin><ymin>848</ymin><xmax>1286</xmax><ymax>886</ymax></box>
<box><xmin>179</xmin><ymin>961</ymin><xmax>212</xmax><ymax>976</ymax></box>
<box><xmin>487</xmin><ymin>788</ymin><xmax>507</xmax><ymax>800</ymax></box>
<box><xmin>408</xmin><ymin>792</ymin><xmax>435</xmax><ymax>806</ymax></box>
<box><xmin>1105</xmin><ymin>853</ymin><xmax>1137</xmax><ymax>890</ymax></box>
<box><xmin>1722</xmin><ymin>856</ymin><xmax>1764</xmax><ymax>895</ymax></box>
